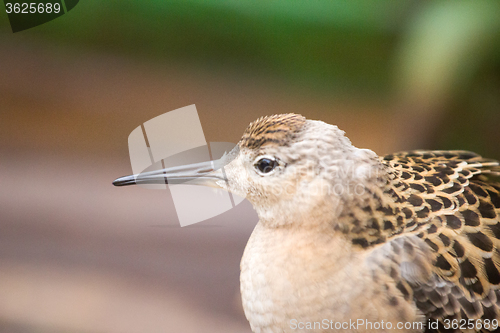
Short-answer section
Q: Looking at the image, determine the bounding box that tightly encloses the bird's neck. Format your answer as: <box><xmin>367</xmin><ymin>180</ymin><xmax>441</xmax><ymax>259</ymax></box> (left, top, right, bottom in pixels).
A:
<box><xmin>257</xmin><ymin>148</ymin><xmax>390</xmax><ymax>230</ymax></box>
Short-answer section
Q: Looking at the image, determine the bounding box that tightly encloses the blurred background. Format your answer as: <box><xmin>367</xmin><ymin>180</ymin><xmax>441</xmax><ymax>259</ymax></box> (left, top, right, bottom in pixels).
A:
<box><xmin>1</xmin><ymin>1</ymin><xmax>500</xmax><ymax>332</ymax></box>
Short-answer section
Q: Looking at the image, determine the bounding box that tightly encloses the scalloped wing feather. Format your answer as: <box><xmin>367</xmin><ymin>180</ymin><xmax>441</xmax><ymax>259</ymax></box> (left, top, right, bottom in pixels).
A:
<box><xmin>380</xmin><ymin>151</ymin><xmax>500</xmax><ymax>332</ymax></box>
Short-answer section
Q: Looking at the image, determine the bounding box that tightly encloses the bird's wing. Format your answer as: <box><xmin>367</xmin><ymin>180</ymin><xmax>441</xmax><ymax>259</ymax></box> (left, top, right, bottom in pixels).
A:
<box><xmin>376</xmin><ymin>150</ymin><xmax>500</xmax><ymax>331</ymax></box>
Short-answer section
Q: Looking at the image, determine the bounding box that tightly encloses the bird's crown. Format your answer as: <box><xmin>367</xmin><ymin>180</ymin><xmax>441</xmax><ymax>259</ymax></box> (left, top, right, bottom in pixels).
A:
<box><xmin>239</xmin><ymin>113</ymin><xmax>307</xmax><ymax>150</ymax></box>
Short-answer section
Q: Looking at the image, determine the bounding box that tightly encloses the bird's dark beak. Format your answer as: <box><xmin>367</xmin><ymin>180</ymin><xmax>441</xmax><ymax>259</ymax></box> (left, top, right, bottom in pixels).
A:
<box><xmin>113</xmin><ymin>159</ymin><xmax>227</xmax><ymax>189</ymax></box>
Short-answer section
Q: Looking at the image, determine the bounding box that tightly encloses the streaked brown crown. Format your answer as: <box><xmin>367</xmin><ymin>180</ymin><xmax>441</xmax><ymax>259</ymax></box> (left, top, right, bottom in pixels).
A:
<box><xmin>239</xmin><ymin>114</ymin><xmax>306</xmax><ymax>150</ymax></box>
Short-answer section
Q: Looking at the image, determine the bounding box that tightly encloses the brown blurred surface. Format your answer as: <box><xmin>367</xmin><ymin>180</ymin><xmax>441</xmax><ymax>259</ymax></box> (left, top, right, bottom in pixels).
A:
<box><xmin>0</xmin><ymin>38</ymin><xmax>406</xmax><ymax>333</ymax></box>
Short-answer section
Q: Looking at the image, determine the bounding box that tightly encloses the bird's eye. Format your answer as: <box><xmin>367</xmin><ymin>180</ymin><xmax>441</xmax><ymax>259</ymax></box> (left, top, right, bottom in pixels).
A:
<box><xmin>255</xmin><ymin>157</ymin><xmax>278</xmax><ymax>174</ymax></box>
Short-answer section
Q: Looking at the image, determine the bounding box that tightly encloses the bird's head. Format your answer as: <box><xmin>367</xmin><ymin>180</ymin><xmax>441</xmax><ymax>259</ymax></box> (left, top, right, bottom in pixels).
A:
<box><xmin>114</xmin><ymin>114</ymin><xmax>383</xmax><ymax>227</ymax></box>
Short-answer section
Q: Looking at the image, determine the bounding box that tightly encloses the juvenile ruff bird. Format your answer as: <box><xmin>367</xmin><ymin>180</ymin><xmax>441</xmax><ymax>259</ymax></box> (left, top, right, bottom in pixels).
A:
<box><xmin>114</xmin><ymin>114</ymin><xmax>500</xmax><ymax>333</ymax></box>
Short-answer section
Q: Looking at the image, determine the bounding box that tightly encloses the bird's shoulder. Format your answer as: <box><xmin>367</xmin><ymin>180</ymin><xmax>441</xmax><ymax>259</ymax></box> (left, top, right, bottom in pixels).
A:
<box><xmin>380</xmin><ymin>149</ymin><xmax>500</xmax><ymax>253</ymax></box>
<box><xmin>340</xmin><ymin>149</ymin><xmax>500</xmax><ymax>246</ymax></box>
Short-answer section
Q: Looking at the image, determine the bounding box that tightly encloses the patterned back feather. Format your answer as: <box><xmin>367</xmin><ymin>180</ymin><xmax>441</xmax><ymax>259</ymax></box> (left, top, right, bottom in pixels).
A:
<box><xmin>336</xmin><ymin>150</ymin><xmax>500</xmax><ymax>332</ymax></box>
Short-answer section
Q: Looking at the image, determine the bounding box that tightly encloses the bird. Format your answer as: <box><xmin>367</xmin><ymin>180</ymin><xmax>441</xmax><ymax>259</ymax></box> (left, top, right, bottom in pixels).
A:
<box><xmin>114</xmin><ymin>113</ymin><xmax>500</xmax><ymax>332</ymax></box>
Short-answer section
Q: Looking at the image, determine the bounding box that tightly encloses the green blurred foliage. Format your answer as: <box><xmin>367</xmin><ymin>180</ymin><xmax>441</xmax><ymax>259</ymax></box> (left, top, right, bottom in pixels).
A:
<box><xmin>393</xmin><ymin>0</ymin><xmax>500</xmax><ymax>158</ymax></box>
<box><xmin>1</xmin><ymin>0</ymin><xmax>500</xmax><ymax>157</ymax></box>
<box><xmin>1</xmin><ymin>0</ymin><xmax>415</xmax><ymax>94</ymax></box>
<box><xmin>396</xmin><ymin>0</ymin><xmax>500</xmax><ymax>102</ymax></box>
